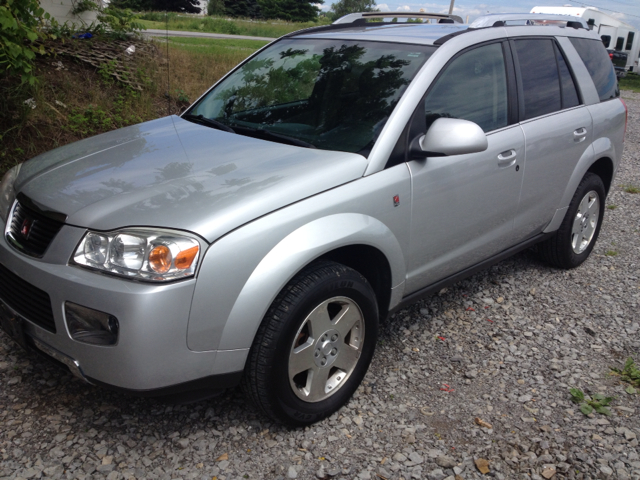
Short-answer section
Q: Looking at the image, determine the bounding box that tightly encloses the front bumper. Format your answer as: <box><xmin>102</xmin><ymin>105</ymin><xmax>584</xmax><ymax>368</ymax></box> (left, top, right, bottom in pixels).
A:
<box><xmin>0</xmin><ymin>222</ymin><xmax>242</xmax><ymax>393</ymax></box>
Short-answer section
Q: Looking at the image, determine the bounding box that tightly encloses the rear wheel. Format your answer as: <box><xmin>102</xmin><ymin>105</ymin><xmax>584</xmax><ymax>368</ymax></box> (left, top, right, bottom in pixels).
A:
<box><xmin>539</xmin><ymin>172</ymin><xmax>605</xmax><ymax>269</ymax></box>
<box><xmin>242</xmin><ymin>261</ymin><xmax>378</xmax><ymax>426</ymax></box>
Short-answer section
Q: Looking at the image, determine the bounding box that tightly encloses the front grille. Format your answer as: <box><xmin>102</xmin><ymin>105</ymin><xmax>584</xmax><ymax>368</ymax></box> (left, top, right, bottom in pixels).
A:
<box><xmin>8</xmin><ymin>202</ymin><xmax>64</xmax><ymax>257</ymax></box>
<box><xmin>0</xmin><ymin>263</ymin><xmax>56</xmax><ymax>332</ymax></box>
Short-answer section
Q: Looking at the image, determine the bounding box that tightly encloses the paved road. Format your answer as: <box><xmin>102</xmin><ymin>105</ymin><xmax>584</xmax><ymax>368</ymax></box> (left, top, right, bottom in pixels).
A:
<box><xmin>143</xmin><ymin>28</ymin><xmax>275</xmax><ymax>42</ymax></box>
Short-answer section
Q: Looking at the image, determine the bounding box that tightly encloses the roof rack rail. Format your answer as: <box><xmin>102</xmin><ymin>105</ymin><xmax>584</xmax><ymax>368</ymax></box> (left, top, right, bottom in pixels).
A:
<box><xmin>282</xmin><ymin>11</ymin><xmax>465</xmax><ymax>39</ymax></box>
<box><xmin>333</xmin><ymin>12</ymin><xmax>464</xmax><ymax>25</ymax></box>
<box><xmin>469</xmin><ymin>13</ymin><xmax>588</xmax><ymax>29</ymax></box>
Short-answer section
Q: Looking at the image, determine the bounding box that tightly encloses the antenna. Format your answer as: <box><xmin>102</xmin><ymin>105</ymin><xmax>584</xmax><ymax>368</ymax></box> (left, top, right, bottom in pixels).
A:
<box><xmin>166</xmin><ymin>9</ymin><xmax>170</xmax><ymax>116</ymax></box>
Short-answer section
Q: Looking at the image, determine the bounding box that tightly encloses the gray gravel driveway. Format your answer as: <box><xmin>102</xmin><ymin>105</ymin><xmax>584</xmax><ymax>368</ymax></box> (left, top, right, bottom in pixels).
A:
<box><xmin>1</xmin><ymin>92</ymin><xmax>639</xmax><ymax>480</ymax></box>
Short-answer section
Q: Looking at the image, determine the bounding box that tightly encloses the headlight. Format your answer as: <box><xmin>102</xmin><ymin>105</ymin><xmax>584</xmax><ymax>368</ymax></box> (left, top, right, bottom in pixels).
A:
<box><xmin>72</xmin><ymin>228</ymin><xmax>201</xmax><ymax>282</ymax></box>
<box><xmin>0</xmin><ymin>164</ymin><xmax>21</xmax><ymax>223</ymax></box>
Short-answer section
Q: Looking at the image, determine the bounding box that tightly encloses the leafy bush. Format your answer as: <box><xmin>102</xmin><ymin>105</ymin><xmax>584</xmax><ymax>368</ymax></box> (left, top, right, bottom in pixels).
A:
<box><xmin>70</xmin><ymin>0</ymin><xmax>99</xmax><ymax>16</ymax></box>
<box><xmin>0</xmin><ymin>0</ymin><xmax>50</xmax><ymax>84</ymax></box>
<box><xmin>207</xmin><ymin>0</ymin><xmax>224</xmax><ymax>16</ymax></box>
<box><xmin>97</xmin><ymin>7</ymin><xmax>146</xmax><ymax>39</ymax></box>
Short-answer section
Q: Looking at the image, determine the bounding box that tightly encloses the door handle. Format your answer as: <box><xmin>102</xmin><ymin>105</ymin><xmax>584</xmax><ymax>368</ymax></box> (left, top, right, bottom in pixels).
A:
<box><xmin>574</xmin><ymin>127</ymin><xmax>587</xmax><ymax>142</ymax></box>
<box><xmin>497</xmin><ymin>149</ymin><xmax>517</xmax><ymax>167</ymax></box>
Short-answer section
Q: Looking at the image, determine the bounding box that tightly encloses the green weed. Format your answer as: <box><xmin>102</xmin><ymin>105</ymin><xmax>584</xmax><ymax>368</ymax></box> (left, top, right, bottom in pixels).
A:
<box><xmin>607</xmin><ymin>205</ymin><xmax>617</xmax><ymax>210</ymax></box>
<box><xmin>605</xmin><ymin>250</ymin><xmax>618</xmax><ymax>257</ymax></box>
<box><xmin>611</xmin><ymin>357</ymin><xmax>640</xmax><ymax>394</ymax></box>
<box><xmin>570</xmin><ymin>388</ymin><xmax>613</xmax><ymax>416</ymax></box>
<box><xmin>622</xmin><ymin>184</ymin><xmax>640</xmax><ymax>194</ymax></box>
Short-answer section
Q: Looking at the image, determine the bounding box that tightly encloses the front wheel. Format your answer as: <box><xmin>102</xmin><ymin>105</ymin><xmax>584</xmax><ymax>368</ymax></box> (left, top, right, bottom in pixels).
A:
<box><xmin>539</xmin><ymin>172</ymin><xmax>606</xmax><ymax>269</ymax></box>
<box><xmin>242</xmin><ymin>261</ymin><xmax>378</xmax><ymax>426</ymax></box>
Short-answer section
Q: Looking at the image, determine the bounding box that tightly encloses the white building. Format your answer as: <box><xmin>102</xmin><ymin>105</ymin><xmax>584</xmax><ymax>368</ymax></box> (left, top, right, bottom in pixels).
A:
<box><xmin>531</xmin><ymin>6</ymin><xmax>640</xmax><ymax>72</ymax></box>
<box><xmin>39</xmin><ymin>0</ymin><xmax>105</xmax><ymax>26</ymax></box>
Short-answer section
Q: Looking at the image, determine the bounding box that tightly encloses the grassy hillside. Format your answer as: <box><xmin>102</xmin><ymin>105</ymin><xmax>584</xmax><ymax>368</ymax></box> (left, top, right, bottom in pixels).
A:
<box><xmin>0</xmin><ymin>37</ymin><xmax>266</xmax><ymax>174</ymax></box>
<box><xmin>138</xmin><ymin>12</ymin><xmax>330</xmax><ymax>38</ymax></box>
<box><xmin>619</xmin><ymin>73</ymin><xmax>640</xmax><ymax>93</ymax></box>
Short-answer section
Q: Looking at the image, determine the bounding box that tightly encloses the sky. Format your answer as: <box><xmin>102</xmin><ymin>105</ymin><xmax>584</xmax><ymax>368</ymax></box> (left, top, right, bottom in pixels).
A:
<box><xmin>319</xmin><ymin>0</ymin><xmax>640</xmax><ymax>31</ymax></box>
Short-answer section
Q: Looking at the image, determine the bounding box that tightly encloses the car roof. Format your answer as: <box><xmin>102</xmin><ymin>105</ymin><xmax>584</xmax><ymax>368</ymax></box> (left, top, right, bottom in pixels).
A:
<box><xmin>287</xmin><ymin>12</ymin><xmax>591</xmax><ymax>46</ymax></box>
<box><xmin>293</xmin><ymin>23</ymin><xmax>468</xmax><ymax>46</ymax></box>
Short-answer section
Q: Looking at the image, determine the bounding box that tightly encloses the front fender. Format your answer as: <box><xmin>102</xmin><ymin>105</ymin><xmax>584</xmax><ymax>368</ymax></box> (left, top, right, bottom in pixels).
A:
<box><xmin>187</xmin><ymin>164</ymin><xmax>412</xmax><ymax>361</ymax></box>
<box><xmin>217</xmin><ymin>213</ymin><xmax>405</xmax><ymax>352</ymax></box>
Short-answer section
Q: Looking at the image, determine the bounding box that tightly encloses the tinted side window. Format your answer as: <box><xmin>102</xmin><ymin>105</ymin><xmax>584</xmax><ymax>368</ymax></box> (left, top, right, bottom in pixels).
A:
<box><xmin>601</xmin><ymin>35</ymin><xmax>611</xmax><ymax>48</ymax></box>
<box><xmin>615</xmin><ymin>37</ymin><xmax>625</xmax><ymax>50</ymax></box>
<box><xmin>514</xmin><ymin>39</ymin><xmax>561</xmax><ymax>120</ymax></box>
<box><xmin>627</xmin><ymin>32</ymin><xmax>635</xmax><ymax>50</ymax></box>
<box><xmin>424</xmin><ymin>43</ymin><xmax>508</xmax><ymax>132</ymax></box>
<box><xmin>569</xmin><ymin>37</ymin><xmax>619</xmax><ymax>102</ymax></box>
<box><xmin>555</xmin><ymin>44</ymin><xmax>580</xmax><ymax>109</ymax></box>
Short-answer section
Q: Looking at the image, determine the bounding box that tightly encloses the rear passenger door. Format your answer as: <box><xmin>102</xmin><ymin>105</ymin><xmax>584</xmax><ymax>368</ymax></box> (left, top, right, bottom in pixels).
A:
<box><xmin>511</xmin><ymin>38</ymin><xmax>593</xmax><ymax>241</ymax></box>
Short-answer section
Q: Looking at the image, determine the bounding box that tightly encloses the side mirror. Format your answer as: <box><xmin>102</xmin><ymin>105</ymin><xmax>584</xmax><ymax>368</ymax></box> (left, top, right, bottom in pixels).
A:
<box><xmin>411</xmin><ymin>117</ymin><xmax>488</xmax><ymax>157</ymax></box>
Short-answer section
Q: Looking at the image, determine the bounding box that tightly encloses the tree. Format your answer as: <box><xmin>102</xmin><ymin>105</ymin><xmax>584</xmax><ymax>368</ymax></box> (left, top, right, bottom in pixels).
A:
<box><xmin>259</xmin><ymin>0</ymin><xmax>321</xmax><ymax>22</ymax></box>
<box><xmin>0</xmin><ymin>0</ymin><xmax>49</xmax><ymax>85</ymax></box>
<box><xmin>225</xmin><ymin>0</ymin><xmax>261</xmax><ymax>18</ymax></box>
<box><xmin>329</xmin><ymin>0</ymin><xmax>377</xmax><ymax>20</ymax></box>
<box><xmin>153</xmin><ymin>0</ymin><xmax>201</xmax><ymax>14</ymax></box>
<box><xmin>207</xmin><ymin>0</ymin><xmax>225</xmax><ymax>16</ymax></box>
<box><xmin>108</xmin><ymin>0</ymin><xmax>154</xmax><ymax>10</ymax></box>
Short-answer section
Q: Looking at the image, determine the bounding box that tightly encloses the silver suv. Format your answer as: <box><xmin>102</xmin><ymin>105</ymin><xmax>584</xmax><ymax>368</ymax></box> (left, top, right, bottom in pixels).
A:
<box><xmin>0</xmin><ymin>12</ymin><xmax>626</xmax><ymax>425</ymax></box>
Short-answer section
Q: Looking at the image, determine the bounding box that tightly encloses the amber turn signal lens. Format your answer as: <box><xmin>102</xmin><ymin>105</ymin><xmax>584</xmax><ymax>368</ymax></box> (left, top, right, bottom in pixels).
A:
<box><xmin>149</xmin><ymin>245</ymin><xmax>172</xmax><ymax>273</ymax></box>
<box><xmin>175</xmin><ymin>245</ymin><xmax>199</xmax><ymax>270</ymax></box>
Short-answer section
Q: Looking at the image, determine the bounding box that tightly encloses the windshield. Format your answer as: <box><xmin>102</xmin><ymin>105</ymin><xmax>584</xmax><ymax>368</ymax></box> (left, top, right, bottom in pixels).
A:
<box><xmin>187</xmin><ymin>38</ymin><xmax>435</xmax><ymax>154</ymax></box>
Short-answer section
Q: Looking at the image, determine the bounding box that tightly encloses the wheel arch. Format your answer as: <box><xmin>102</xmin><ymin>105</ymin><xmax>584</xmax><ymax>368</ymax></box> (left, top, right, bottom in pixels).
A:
<box><xmin>216</xmin><ymin>213</ymin><xmax>406</xmax><ymax>353</ymax></box>
<box><xmin>317</xmin><ymin>244</ymin><xmax>393</xmax><ymax>322</ymax></box>
<box><xmin>556</xmin><ymin>144</ymin><xmax>616</xmax><ymax>218</ymax></box>
<box><xmin>586</xmin><ymin>156</ymin><xmax>614</xmax><ymax>195</ymax></box>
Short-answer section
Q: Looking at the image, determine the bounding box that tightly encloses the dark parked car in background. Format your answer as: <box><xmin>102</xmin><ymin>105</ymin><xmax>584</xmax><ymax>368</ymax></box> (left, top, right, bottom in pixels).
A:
<box><xmin>607</xmin><ymin>48</ymin><xmax>628</xmax><ymax>77</ymax></box>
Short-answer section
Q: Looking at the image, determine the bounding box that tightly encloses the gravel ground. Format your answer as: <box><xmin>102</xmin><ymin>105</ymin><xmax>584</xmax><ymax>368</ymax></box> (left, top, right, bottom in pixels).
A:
<box><xmin>1</xmin><ymin>93</ymin><xmax>640</xmax><ymax>480</ymax></box>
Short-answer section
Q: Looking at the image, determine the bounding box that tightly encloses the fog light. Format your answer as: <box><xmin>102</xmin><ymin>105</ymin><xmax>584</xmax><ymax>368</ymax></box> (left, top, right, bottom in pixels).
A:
<box><xmin>65</xmin><ymin>302</ymin><xmax>119</xmax><ymax>346</ymax></box>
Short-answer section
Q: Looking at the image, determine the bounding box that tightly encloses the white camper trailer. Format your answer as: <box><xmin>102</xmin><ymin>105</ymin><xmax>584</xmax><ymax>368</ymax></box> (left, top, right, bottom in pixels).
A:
<box><xmin>531</xmin><ymin>6</ymin><xmax>640</xmax><ymax>72</ymax></box>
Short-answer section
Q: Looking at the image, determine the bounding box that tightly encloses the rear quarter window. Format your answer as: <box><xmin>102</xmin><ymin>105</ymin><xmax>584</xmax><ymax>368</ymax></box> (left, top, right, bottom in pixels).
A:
<box><xmin>569</xmin><ymin>37</ymin><xmax>619</xmax><ymax>102</ymax></box>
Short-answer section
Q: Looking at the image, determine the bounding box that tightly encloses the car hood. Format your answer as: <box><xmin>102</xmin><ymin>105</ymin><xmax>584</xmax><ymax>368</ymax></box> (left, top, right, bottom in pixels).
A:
<box><xmin>15</xmin><ymin>116</ymin><xmax>368</xmax><ymax>242</ymax></box>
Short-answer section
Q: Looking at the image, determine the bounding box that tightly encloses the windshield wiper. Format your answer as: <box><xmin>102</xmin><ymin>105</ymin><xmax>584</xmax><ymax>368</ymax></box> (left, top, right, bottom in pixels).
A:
<box><xmin>232</xmin><ymin>125</ymin><xmax>316</xmax><ymax>149</ymax></box>
<box><xmin>182</xmin><ymin>114</ymin><xmax>235</xmax><ymax>133</ymax></box>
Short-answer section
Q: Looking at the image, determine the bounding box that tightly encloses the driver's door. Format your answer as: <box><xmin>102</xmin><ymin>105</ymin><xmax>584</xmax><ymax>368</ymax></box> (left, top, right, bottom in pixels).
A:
<box><xmin>405</xmin><ymin>41</ymin><xmax>524</xmax><ymax>293</ymax></box>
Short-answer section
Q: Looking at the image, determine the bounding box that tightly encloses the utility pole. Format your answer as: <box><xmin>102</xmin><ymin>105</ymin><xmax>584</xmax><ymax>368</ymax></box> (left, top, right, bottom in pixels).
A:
<box><xmin>448</xmin><ymin>0</ymin><xmax>455</xmax><ymax>14</ymax></box>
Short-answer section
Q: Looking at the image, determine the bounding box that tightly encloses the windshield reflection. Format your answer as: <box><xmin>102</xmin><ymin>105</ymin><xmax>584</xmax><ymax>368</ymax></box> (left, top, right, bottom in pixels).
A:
<box><xmin>188</xmin><ymin>39</ymin><xmax>434</xmax><ymax>155</ymax></box>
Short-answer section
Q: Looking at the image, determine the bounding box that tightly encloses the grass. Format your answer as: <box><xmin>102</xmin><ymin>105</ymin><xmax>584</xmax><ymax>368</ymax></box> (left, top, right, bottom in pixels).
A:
<box><xmin>138</xmin><ymin>12</ymin><xmax>330</xmax><ymax>38</ymax></box>
<box><xmin>607</xmin><ymin>204</ymin><xmax>617</xmax><ymax>210</ymax></box>
<box><xmin>0</xmin><ymin>36</ymin><xmax>265</xmax><ymax>174</ymax></box>
<box><xmin>622</xmin><ymin>184</ymin><xmax>640</xmax><ymax>194</ymax></box>
<box><xmin>605</xmin><ymin>250</ymin><xmax>618</xmax><ymax>257</ymax></box>
<box><xmin>619</xmin><ymin>73</ymin><xmax>640</xmax><ymax>93</ymax></box>
<box><xmin>154</xmin><ymin>36</ymin><xmax>268</xmax><ymax>106</ymax></box>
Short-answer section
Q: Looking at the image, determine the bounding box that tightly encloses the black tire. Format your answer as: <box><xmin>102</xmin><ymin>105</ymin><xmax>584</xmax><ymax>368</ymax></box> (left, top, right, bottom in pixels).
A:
<box><xmin>539</xmin><ymin>172</ymin><xmax>606</xmax><ymax>269</ymax></box>
<box><xmin>242</xmin><ymin>261</ymin><xmax>378</xmax><ymax>426</ymax></box>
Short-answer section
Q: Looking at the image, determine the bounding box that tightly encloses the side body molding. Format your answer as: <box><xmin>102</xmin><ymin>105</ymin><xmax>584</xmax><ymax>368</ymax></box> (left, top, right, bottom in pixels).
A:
<box><xmin>217</xmin><ymin>214</ymin><xmax>406</xmax><ymax>351</ymax></box>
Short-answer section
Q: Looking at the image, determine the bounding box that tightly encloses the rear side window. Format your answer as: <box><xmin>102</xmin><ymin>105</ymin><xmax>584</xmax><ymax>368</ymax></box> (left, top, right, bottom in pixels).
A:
<box><xmin>514</xmin><ymin>39</ymin><xmax>561</xmax><ymax>120</ymax></box>
<box><xmin>601</xmin><ymin>35</ymin><xmax>611</xmax><ymax>48</ymax></box>
<box><xmin>569</xmin><ymin>38</ymin><xmax>619</xmax><ymax>102</ymax></box>
<box><xmin>615</xmin><ymin>37</ymin><xmax>624</xmax><ymax>50</ymax></box>
<box><xmin>627</xmin><ymin>32</ymin><xmax>635</xmax><ymax>50</ymax></box>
